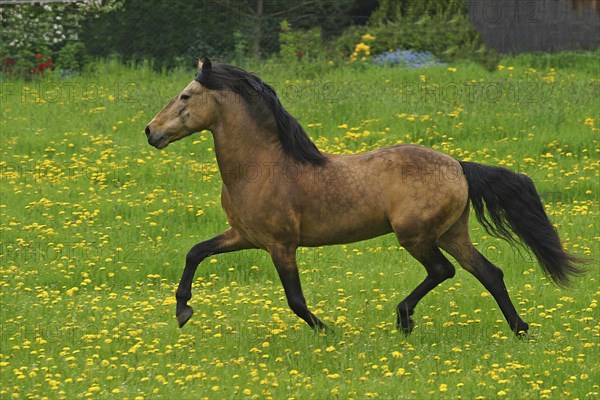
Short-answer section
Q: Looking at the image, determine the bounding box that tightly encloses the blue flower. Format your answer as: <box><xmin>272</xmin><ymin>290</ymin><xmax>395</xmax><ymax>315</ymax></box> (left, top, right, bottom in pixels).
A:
<box><xmin>373</xmin><ymin>49</ymin><xmax>443</xmax><ymax>68</ymax></box>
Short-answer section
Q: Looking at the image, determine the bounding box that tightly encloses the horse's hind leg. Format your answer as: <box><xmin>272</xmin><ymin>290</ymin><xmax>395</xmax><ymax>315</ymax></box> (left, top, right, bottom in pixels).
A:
<box><xmin>438</xmin><ymin>213</ymin><xmax>529</xmax><ymax>336</ymax></box>
<box><xmin>396</xmin><ymin>240</ymin><xmax>456</xmax><ymax>334</ymax></box>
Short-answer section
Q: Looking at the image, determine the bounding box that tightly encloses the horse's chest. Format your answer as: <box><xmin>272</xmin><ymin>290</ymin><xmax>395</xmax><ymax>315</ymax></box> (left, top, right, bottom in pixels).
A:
<box><xmin>220</xmin><ymin>186</ymin><xmax>298</xmax><ymax>246</ymax></box>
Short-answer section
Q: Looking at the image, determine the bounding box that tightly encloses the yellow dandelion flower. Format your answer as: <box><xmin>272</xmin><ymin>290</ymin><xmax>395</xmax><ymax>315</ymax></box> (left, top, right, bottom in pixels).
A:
<box><xmin>361</xmin><ymin>33</ymin><xmax>376</xmax><ymax>42</ymax></box>
<box><xmin>66</xmin><ymin>287</ymin><xmax>79</xmax><ymax>296</ymax></box>
<box><xmin>354</xmin><ymin>43</ymin><xmax>370</xmax><ymax>54</ymax></box>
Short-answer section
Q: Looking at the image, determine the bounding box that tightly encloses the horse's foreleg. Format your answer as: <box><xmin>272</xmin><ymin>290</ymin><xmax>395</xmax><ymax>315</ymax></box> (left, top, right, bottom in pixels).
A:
<box><xmin>269</xmin><ymin>245</ymin><xmax>327</xmax><ymax>330</ymax></box>
<box><xmin>396</xmin><ymin>242</ymin><xmax>456</xmax><ymax>334</ymax></box>
<box><xmin>176</xmin><ymin>228</ymin><xmax>255</xmax><ymax>328</ymax></box>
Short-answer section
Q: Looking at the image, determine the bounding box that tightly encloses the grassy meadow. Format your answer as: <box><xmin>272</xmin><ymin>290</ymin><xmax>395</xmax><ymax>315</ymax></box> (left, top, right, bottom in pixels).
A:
<box><xmin>0</xmin><ymin>53</ymin><xmax>599</xmax><ymax>399</ymax></box>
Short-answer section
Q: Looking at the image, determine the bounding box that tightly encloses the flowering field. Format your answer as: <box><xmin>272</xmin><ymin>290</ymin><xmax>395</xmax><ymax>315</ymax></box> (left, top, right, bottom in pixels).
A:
<box><xmin>1</xmin><ymin>54</ymin><xmax>598</xmax><ymax>399</ymax></box>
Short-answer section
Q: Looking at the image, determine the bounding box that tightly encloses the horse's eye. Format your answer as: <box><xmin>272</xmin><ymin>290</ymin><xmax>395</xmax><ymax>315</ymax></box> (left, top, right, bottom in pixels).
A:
<box><xmin>180</xmin><ymin>94</ymin><xmax>190</xmax><ymax>101</ymax></box>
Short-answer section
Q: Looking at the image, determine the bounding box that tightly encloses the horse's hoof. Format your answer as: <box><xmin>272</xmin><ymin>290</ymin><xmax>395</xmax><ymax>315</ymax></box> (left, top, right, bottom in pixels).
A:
<box><xmin>515</xmin><ymin>328</ymin><xmax>529</xmax><ymax>339</ymax></box>
<box><xmin>514</xmin><ymin>321</ymin><xmax>529</xmax><ymax>338</ymax></box>
<box><xmin>516</xmin><ymin>331</ymin><xmax>528</xmax><ymax>340</ymax></box>
<box><xmin>313</xmin><ymin>322</ymin><xmax>330</xmax><ymax>333</ymax></box>
<box><xmin>398</xmin><ymin>318</ymin><xmax>415</xmax><ymax>336</ymax></box>
<box><xmin>176</xmin><ymin>305</ymin><xmax>194</xmax><ymax>328</ymax></box>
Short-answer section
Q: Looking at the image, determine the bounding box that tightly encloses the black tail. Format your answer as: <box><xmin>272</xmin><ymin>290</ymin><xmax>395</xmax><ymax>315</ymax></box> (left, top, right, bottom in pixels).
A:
<box><xmin>459</xmin><ymin>161</ymin><xmax>585</xmax><ymax>287</ymax></box>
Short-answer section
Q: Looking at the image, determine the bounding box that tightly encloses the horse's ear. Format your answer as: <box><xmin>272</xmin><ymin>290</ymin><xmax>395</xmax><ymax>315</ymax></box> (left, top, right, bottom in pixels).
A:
<box><xmin>197</xmin><ymin>57</ymin><xmax>212</xmax><ymax>71</ymax></box>
<box><xmin>202</xmin><ymin>57</ymin><xmax>212</xmax><ymax>72</ymax></box>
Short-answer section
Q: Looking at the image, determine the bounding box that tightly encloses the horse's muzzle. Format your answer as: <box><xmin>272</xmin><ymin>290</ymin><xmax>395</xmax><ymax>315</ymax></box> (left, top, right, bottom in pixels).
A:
<box><xmin>145</xmin><ymin>125</ymin><xmax>169</xmax><ymax>149</ymax></box>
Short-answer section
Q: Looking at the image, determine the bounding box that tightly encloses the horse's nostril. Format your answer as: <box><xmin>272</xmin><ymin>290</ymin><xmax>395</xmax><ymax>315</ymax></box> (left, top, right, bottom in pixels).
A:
<box><xmin>145</xmin><ymin>126</ymin><xmax>151</xmax><ymax>137</ymax></box>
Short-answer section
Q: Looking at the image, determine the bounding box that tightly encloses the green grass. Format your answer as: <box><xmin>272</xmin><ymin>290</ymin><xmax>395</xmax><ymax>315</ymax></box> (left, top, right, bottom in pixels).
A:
<box><xmin>1</xmin><ymin>52</ymin><xmax>598</xmax><ymax>399</ymax></box>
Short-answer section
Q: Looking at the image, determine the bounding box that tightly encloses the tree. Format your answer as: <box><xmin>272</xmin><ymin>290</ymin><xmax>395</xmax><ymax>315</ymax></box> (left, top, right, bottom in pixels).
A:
<box><xmin>208</xmin><ymin>0</ymin><xmax>360</xmax><ymax>58</ymax></box>
<box><xmin>80</xmin><ymin>0</ymin><xmax>359</xmax><ymax>65</ymax></box>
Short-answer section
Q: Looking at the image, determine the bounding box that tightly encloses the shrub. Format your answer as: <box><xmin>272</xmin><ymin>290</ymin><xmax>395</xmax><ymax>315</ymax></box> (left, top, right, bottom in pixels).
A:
<box><xmin>279</xmin><ymin>20</ymin><xmax>328</xmax><ymax>65</ymax></box>
<box><xmin>57</xmin><ymin>42</ymin><xmax>90</xmax><ymax>73</ymax></box>
<box><xmin>335</xmin><ymin>16</ymin><xmax>500</xmax><ymax>70</ymax></box>
<box><xmin>0</xmin><ymin>1</ymin><xmax>121</xmax><ymax>78</ymax></box>
<box><xmin>275</xmin><ymin>20</ymin><xmax>334</xmax><ymax>77</ymax></box>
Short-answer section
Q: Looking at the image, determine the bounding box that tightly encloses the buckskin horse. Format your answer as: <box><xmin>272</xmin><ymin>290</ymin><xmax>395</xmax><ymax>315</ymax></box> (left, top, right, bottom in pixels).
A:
<box><xmin>145</xmin><ymin>58</ymin><xmax>583</xmax><ymax>336</ymax></box>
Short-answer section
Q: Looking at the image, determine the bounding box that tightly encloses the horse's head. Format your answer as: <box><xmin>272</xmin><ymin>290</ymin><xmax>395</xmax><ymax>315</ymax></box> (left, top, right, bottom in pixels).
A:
<box><xmin>145</xmin><ymin>58</ymin><xmax>218</xmax><ymax>149</ymax></box>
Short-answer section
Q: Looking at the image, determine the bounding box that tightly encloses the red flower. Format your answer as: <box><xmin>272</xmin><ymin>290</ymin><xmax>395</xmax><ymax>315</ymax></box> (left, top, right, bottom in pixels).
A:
<box><xmin>39</xmin><ymin>63</ymin><xmax>45</xmax><ymax>71</ymax></box>
<box><xmin>50</xmin><ymin>65</ymin><xmax>55</xmax><ymax>71</ymax></box>
<box><xmin>36</xmin><ymin>53</ymin><xmax>42</xmax><ymax>59</ymax></box>
<box><xmin>46</xmin><ymin>58</ymin><xmax>53</xmax><ymax>64</ymax></box>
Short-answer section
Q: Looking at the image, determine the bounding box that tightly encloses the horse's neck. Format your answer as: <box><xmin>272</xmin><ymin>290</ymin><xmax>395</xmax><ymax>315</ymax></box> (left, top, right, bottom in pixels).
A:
<box><xmin>211</xmin><ymin>120</ymin><xmax>282</xmax><ymax>186</ymax></box>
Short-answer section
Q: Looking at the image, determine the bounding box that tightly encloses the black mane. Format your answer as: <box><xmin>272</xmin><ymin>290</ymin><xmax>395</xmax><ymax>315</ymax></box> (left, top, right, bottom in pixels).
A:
<box><xmin>195</xmin><ymin>63</ymin><xmax>326</xmax><ymax>166</ymax></box>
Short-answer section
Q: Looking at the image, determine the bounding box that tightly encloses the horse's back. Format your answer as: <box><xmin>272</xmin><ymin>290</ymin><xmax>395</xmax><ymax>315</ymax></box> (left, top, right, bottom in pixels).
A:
<box><xmin>296</xmin><ymin>145</ymin><xmax>469</xmax><ymax>246</ymax></box>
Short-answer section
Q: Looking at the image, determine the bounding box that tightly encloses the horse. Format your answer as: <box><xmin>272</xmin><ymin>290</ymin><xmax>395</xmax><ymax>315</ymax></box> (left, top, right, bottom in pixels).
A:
<box><xmin>145</xmin><ymin>58</ymin><xmax>584</xmax><ymax>337</ymax></box>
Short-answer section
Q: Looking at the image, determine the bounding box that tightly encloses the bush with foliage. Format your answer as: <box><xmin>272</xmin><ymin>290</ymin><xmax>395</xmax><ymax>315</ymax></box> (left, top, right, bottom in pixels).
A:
<box><xmin>279</xmin><ymin>20</ymin><xmax>329</xmax><ymax>64</ymax></box>
<box><xmin>0</xmin><ymin>0</ymin><xmax>500</xmax><ymax>76</ymax></box>
<box><xmin>58</xmin><ymin>42</ymin><xmax>91</xmax><ymax>73</ymax></box>
<box><xmin>335</xmin><ymin>0</ymin><xmax>500</xmax><ymax>70</ymax></box>
<box><xmin>370</xmin><ymin>0</ymin><xmax>466</xmax><ymax>23</ymax></box>
<box><xmin>274</xmin><ymin>20</ymin><xmax>336</xmax><ymax>77</ymax></box>
<box><xmin>0</xmin><ymin>1</ymin><xmax>121</xmax><ymax>77</ymax></box>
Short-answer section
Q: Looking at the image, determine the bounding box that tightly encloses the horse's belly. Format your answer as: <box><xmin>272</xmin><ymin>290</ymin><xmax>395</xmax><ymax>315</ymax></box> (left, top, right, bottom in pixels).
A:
<box><xmin>298</xmin><ymin>215</ymin><xmax>393</xmax><ymax>246</ymax></box>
